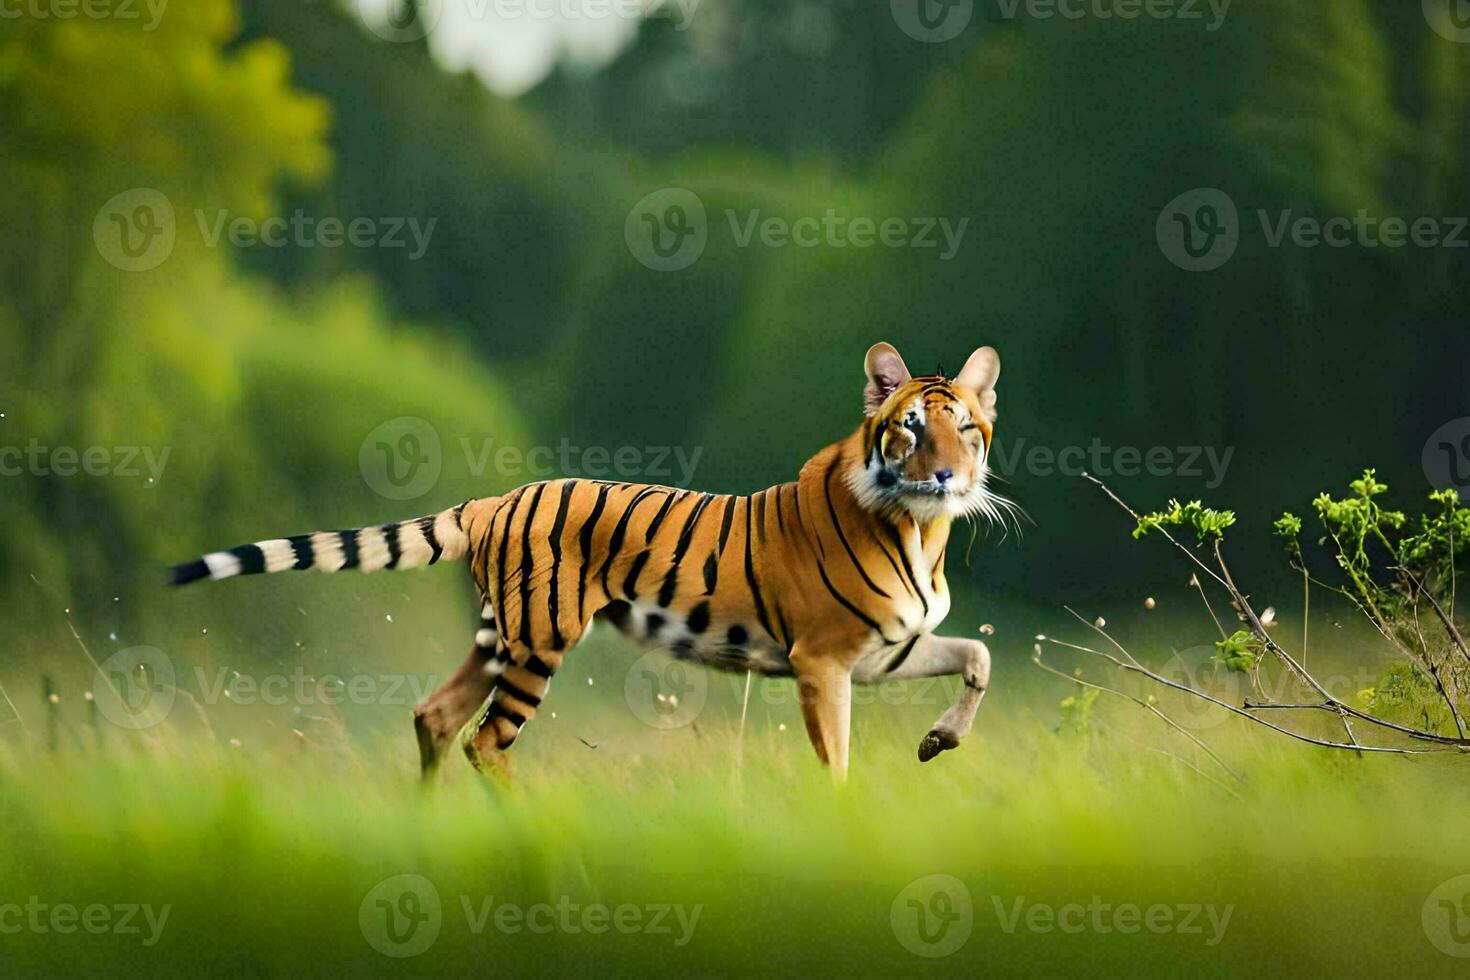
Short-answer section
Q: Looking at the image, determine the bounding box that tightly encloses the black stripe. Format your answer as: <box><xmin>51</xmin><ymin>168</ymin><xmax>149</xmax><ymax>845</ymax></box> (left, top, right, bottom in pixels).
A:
<box><xmin>823</xmin><ymin>458</ymin><xmax>890</xmax><ymax>599</ymax></box>
<box><xmin>288</xmin><ymin>534</ymin><xmax>314</xmax><ymax>570</ymax></box>
<box><xmin>816</xmin><ymin>560</ymin><xmax>896</xmax><ymax>643</ymax></box>
<box><xmin>495</xmin><ymin>678</ymin><xmax>543</xmax><ymax>709</ymax></box>
<box><xmin>773</xmin><ymin>605</ymin><xmax>792</xmax><ymax>651</ymax></box>
<box><xmin>598</xmin><ymin>486</ymin><xmax>662</xmax><ymax>596</ymax></box>
<box><xmin>522</xmin><ymin>654</ymin><xmax>554</xmax><ymax>679</ymax></box>
<box><xmin>883</xmin><ymin>522</ymin><xmax>926</xmax><ymax>611</ymax></box>
<box><xmin>774</xmin><ymin>484</ymin><xmax>787</xmax><ymax>534</ymax></box>
<box><xmin>518</xmin><ymin>483</ymin><xmax>548</xmax><ymax>648</ymax></box>
<box><xmin>577</xmin><ymin>483</ymin><xmax>614</xmax><ymax>620</ymax></box>
<box><xmin>755</xmin><ymin>490</ymin><xmax>769</xmax><ymax>545</ymax></box>
<box><xmin>486</xmin><ymin>699</ymin><xmax>527</xmax><ymax>728</ymax></box>
<box><xmin>422</xmin><ymin>514</ymin><xmax>443</xmax><ymax>565</ymax></box>
<box><xmin>884</xmin><ymin>635</ymin><xmax>920</xmax><ymax>673</ymax></box>
<box><xmin>644</xmin><ymin>490</ymin><xmax>679</xmax><ymax>542</ymax></box>
<box><xmin>703</xmin><ymin>495</ymin><xmax>736</xmax><ymax>594</ymax></box>
<box><xmin>658</xmin><ymin>494</ymin><xmax>713</xmax><ymax>606</ymax></box>
<box><xmin>492</xmin><ymin>490</ymin><xmax>525</xmax><ymax>646</ymax></box>
<box><xmin>743</xmin><ymin>497</ymin><xmax>781</xmax><ymax>644</ymax></box>
<box><xmin>687</xmin><ymin>600</ymin><xmax>710</xmax><ymax>634</ymax></box>
<box><xmin>169</xmin><ymin>559</ymin><xmax>210</xmax><ymax>586</ymax></box>
<box><xmin>383</xmin><ymin>523</ymin><xmax>404</xmax><ymax>569</ymax></box>
<box><xmin>337</xmin><ymin>530</ymin><xmax>360</xmax><ymax>570</ymax></box>
<box><xmin>623</xmin><ymin>550</ymin><xmax>650</xmax><ymax>599</ymax></box>
<box><xmin>229</xmin><ymin>544</ymin><xmax>266</xmax><ymax>576</ymax></box>
<box><xmin>547</xmin><ymin>481</ymin><xmax>576</xmax><ymax>650</ymax></box>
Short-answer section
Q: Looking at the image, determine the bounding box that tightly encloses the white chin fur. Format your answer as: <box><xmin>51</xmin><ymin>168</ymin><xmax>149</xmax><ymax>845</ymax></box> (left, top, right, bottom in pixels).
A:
<box><xmin>846</xmin><ymin>456</ymin><xmax>993</xmax><ymax>523</ymax></box>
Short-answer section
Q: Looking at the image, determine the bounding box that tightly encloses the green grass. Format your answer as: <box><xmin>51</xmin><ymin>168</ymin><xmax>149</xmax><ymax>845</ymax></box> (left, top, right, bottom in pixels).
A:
<box><xmin>3</xmin><ymin>648</ymin><xmax>1470</xmax><ymax>978</ymax></box>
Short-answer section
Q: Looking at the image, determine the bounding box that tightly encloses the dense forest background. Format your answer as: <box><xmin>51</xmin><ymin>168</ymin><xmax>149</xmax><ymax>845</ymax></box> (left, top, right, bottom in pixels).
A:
<box><xmin>2</xmin><ymin>0</ymin><xmax>1467</xmax><ymax>673</ymax></box>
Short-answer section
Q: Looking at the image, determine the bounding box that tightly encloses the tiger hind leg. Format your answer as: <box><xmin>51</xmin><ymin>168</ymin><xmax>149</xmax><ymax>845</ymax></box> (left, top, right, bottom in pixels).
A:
<box><xmin>460</xmin><ymin>647</ymin><xmax>563</xmax><ymax>776</ymax></box>
<box><xmin>413</xmin><ymin>602</ymin><xmax>506</xmax><ymax>777</ymax></box>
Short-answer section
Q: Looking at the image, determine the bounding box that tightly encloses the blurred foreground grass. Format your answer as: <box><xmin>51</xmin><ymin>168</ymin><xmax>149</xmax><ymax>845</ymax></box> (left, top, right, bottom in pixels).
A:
<box><xmin>2</xmin><ymin>670</ymin><xmax>1469</xmax><ymax>978</ymax></box>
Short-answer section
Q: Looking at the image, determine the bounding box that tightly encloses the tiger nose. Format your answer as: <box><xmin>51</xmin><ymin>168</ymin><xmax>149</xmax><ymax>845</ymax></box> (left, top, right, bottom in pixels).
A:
<box><xmin>934</xmin><ymin>469</ymin><xmax>953</xmax><ymax>485</ymax></box>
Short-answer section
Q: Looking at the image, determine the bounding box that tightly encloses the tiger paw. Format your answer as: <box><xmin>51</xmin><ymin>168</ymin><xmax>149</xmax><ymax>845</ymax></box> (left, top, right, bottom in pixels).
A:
<box><xmin>917</xmin><ymin>729</ymin><xmax>960</xmax><ymax>762</ymax></box>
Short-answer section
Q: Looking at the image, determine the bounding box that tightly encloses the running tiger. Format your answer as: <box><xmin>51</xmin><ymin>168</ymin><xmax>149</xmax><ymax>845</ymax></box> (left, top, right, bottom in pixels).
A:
<box><xmin>171</xmin><ymin>343</ymin><xmax>1012</xmax><ymax>782</ymax></box>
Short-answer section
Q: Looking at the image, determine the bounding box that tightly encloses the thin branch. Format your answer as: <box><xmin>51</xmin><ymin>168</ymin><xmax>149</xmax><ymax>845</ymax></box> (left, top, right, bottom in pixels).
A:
<box><xmin>1083</xmin><ymin>474</ymin><xmax>1470</xmax><ymax>750</ymax></box>
<box><xmin>0</xmin><ymin>680</ymin><xmax>29</xmax><ymax>738</ymax></box>
<box><xmin>1036</xmin><ymin>635</ymin><xmax>1434</xmax><ymax>754</ymax></box>
<box><xmin>1032</xmin><ymin>647</ymin><xmax>1243</xmax><ymax>783</ymax></box>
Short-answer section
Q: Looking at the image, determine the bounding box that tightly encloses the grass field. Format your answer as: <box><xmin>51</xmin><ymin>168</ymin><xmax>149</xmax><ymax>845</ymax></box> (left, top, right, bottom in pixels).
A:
<box><xmin>3</xmin><ymin>605</ymin><xmax>1470</xmax><ymax>978</ymax></box>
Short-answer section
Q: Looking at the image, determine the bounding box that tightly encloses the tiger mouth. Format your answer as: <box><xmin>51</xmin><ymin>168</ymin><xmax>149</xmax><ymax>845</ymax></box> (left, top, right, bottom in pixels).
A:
<box><xmin>875</xmin><ymin>469</ymin><xmax>959</xmax><ymax>497</ymax></box>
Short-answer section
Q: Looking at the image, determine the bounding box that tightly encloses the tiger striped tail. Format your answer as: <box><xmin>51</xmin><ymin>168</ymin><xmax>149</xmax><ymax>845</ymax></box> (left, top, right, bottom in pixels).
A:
<box><xmin>169</xmin><ymin>502</ymin><xmax>478</xmax><ymax>586</ymax></box>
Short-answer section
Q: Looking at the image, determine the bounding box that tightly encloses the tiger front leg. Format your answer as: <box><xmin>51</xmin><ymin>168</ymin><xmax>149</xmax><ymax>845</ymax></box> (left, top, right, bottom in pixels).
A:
<box><xmin>855</xmin><ymin>634</ymin><xmax>990</xmax><ymax>763</ymax></box>
<box><xmin>790</xmin><ymin>645</ymin><xmax>857</xmax><ymax>785</ymax></box>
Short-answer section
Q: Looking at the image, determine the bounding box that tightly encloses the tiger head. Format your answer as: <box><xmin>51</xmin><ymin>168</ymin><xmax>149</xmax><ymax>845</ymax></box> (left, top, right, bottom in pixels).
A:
<box><xmin>850</xmin><ymin>341</ymin><xmax>1007</xmax><ymax>524</ymax></box>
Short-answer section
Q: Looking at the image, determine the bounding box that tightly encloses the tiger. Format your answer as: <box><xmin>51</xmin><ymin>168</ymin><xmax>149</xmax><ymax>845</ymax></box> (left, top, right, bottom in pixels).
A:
<box><xmin>170</xmin><ymin>342</ymin><xmax>1011</xmax><ymax>782</ymax></box>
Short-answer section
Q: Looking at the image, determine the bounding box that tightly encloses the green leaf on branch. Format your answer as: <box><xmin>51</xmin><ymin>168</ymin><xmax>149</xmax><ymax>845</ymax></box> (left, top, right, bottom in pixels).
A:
<box><xmin>1134</xmin><ymin>499</ymin><xmax>1237</xmax><ymax>544</ymax></box>
<box><xmin>1214</xmin><ymin>630</ymin><xmax>1262</xmax><ymax>672</ymax></box>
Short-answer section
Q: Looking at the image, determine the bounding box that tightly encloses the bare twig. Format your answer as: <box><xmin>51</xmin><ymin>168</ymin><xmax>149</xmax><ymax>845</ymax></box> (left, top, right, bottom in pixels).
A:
<box><xmin>1032</xmin><ymin>646</ymin><xmax>1243</xmax><ymax>783</ymax></box>
<box><xmin>1036</xmin><ymin>635</ymin><xmax>1433</xmax><ymax>754</ymax></box>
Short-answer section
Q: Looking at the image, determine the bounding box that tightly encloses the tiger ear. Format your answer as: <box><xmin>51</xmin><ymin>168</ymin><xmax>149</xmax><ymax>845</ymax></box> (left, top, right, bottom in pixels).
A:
<box><xmin>863</xmin><ymin>342</ymin><xmax>911</xmax><ymax>415</ymax></box>
<box><xmin>955</xmin><ymin>346</ymin><xmax>1000</xmax><ymax>423</ymax></box>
